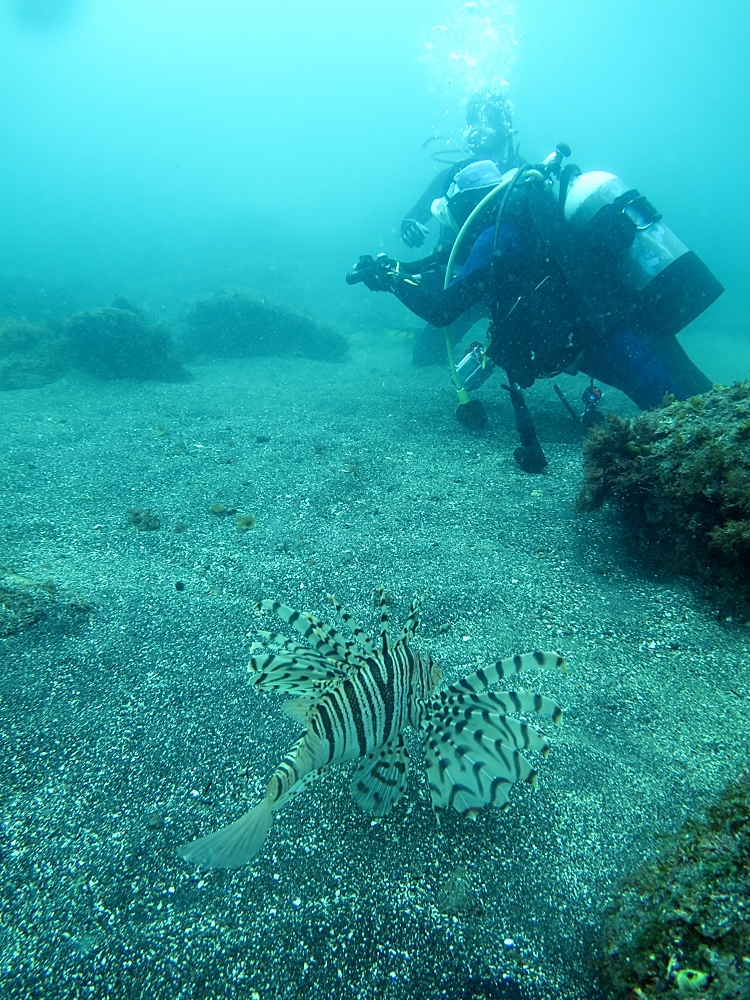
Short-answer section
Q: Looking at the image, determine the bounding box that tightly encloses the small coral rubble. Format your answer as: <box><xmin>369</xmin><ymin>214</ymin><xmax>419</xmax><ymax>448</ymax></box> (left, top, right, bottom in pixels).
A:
<box><xmin>601</xmin><ymin>772</ymin><xmax>750</xmax><ymax>1000</ymax></box>
<box><xmin>577</xmin><ymin>381</ymin><xmax>750</xmax><ymax>600</ymax></box>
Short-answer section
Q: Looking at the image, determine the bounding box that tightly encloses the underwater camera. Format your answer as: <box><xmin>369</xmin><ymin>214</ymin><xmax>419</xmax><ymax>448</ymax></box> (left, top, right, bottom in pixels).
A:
<box><xmin>456</xmin><ymin>341</ymin><xmax>495</xmax><ymax>392</ymax></box>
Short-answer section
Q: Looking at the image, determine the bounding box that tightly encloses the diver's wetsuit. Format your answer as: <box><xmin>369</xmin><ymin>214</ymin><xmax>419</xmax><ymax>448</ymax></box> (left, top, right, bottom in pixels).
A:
<box><xmin>393</xmin><ymin>214</ymin><xmax>710</xmax><ymax>409</ymax></box>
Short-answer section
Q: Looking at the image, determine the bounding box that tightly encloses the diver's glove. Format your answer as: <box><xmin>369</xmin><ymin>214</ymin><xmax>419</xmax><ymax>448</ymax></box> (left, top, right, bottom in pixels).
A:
<box><xmin>345</xmin><ymin>254</ymin><xmax>401</xmax><ymax>292</ymax></box>
<box><xmin>400</xmin><ymin>218</ymin><xmax>430</xmax><ymax>249</ymax></box>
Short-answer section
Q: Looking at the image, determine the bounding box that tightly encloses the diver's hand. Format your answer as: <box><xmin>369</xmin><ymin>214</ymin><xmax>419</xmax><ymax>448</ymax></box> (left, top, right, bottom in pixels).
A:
<box><xmin>400</xmin><ymin>218</ymin><xmax>429</xmax><ymax>248</ymax></box>
<box><xmin>345</xmin><ymin>254</ymin><xmax>399</xmax><ymax>292</ymax></box>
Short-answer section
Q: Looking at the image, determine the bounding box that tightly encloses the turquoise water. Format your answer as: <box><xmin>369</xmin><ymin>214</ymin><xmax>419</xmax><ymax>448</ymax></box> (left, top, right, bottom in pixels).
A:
<box><xmin>1</xmin><ymin>3</ymin><xmax>749</xmax><ymax>998</ymax></box>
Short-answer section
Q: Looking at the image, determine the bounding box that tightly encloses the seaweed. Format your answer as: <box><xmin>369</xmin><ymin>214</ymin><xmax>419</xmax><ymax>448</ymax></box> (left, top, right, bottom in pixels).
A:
<box><xmin>180</xmin><ymin>289</ymin><xmax>348</xmax><ymax>363</ymax></box>
<box><xmin>66</xmin><ymin>300</ymin><xmax>190</xmax><ymax>382</ymax></box>
<box><xmin>600</xmin><ymin>772</ymin><xmax>750</xmax><ymax>1000</ymax></box>
<box><xmin>577</xmin><ymin>381</ymin><xmax>750</xmax><ymax>607</ymax></box>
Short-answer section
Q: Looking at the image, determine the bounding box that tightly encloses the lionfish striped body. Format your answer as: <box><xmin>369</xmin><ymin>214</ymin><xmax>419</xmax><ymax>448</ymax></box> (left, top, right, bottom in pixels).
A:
<box><xmin>178</xmin><ymin>588</ymin><xmax>565</xmax><ymax>870</ymax></box>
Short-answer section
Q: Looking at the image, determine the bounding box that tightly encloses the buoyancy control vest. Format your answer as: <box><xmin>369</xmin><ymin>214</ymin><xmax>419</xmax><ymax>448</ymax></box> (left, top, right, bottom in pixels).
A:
<box><xmin>484</xmin><ymin>158</ymin><xmax>723</xmax><ymax>388</ymax></box>
<box><xmin>486</xmin><ymin>185</ymin><xmax>598</xmax><ymax>388</ymax></box>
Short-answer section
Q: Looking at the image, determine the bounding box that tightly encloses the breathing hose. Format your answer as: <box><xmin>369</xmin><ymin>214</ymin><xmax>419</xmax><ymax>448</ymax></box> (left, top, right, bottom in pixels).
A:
<box><xmin>443</xmin><ymin>167</ymin><xmax>545</xmax><ymax>406</ymax></box>
<box><xmin>443</xmin><ymin>173</ymin><xmax>516</xmax><ymax>405</ymax></box>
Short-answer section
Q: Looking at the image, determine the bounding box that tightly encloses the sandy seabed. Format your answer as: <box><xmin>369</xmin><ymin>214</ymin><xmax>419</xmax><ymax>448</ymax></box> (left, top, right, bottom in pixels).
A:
<box><xmin>2</xmin><ymin>331</ymin><xmax>748</xmax><ymax>1000</ymax></box>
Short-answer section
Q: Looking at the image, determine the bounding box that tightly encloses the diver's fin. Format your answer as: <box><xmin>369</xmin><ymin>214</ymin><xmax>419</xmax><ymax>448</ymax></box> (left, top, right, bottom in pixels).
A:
<box><xmin>350</xmin><ymin>733</ymin><xmax>410</xmax><ymax>816</ymax></box>
<box><xmin>178</xmin><ymin>797</ymin><xmax>273</xmax><ymax>870</ymax></box>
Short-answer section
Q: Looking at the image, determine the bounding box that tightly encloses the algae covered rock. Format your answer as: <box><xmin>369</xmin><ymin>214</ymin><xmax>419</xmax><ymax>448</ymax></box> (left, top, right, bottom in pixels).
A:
<box><xmin>181</xmin><ymin>289</ymin><xmax>348</xmax><ymax>362</ymax></box>
<box><xmin>0</xmin><ymin>316</ymin><xmax>71</xmax><ymax>390</ymax></box>
<box><xmin>0</xmin><ymin>568</ymin><xmax>92</xmax><ymax>637</ymax></box>
<box><xmin>0</xmin><ymin>297</ymin><xmax>190</xmax><ymax>389</ymax></box>
<box><xmin>66</xmin><ymin>299</ymin><xmax>190</xmax><ymax>382</ymax></box>
<box><xmin>601</xmin><ymin>772</ymin><xmax>750</xmax><ymax>1000</ymax></box>
<box><xmin>578</xmin><ymin>382</ymin><xmax>750</xmax><ymax>600</ymax></box>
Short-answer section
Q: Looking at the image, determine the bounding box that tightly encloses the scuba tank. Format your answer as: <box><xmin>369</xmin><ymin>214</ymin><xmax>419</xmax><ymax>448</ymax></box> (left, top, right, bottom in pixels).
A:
<box><xmin>560</xmin><ymin>169</ymin><xmax>724</xmax><ymax>338</ymax></box>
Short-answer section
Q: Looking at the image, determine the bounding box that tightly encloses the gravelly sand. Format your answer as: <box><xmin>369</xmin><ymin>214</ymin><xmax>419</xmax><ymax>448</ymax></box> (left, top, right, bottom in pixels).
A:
<box><xmin>2</xmin><ymin>332</ymin><xmax>749</xmax><ymax>1000</ymax></box>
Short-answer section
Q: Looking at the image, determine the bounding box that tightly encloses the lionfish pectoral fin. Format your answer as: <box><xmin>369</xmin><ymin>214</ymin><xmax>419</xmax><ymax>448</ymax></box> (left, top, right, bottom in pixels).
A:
<box><xmin>445</xmin><ymin>650</ymin><xmax>566</xmax><ymax>697</ymax></box>
<box><xmin>177</xmin><ymin>797</ymin><xmax>273</xmax><ymax>870</ymax></box>
<box><xmin>420</xmin><ymin>692</ymin><xmax>544</xmax><ymax>817</ymax></box>
<box><xmin>350</xmin><ymin>733</ymin><xmax>410</xmax><ymax>817</ymax></box>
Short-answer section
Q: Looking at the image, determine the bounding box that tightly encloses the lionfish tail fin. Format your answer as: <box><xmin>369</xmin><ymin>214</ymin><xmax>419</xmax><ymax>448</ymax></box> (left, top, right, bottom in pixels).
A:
<box><xmin>177</xmin><ymin>797</ymin><xmax>273</xmax><ymax>870</ymax></box>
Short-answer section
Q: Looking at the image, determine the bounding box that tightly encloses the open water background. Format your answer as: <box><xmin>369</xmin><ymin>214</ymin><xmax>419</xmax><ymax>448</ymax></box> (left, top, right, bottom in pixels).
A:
<box><xmin>1</xmin><ymin>3</ymin><xmax>749</xmax><ymax>998</ymax></box>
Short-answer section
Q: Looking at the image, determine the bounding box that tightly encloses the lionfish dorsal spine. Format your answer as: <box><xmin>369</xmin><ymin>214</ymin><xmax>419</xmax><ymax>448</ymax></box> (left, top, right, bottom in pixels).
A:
<box><xmin>327</xmin><ymin>593</ymin><xmax>376</xmax><ymax>655</ymax></box>
<box><xmin>374</xmin><ymin>585</ymin><xmax>392</xmax><ymax>653</ymax></box>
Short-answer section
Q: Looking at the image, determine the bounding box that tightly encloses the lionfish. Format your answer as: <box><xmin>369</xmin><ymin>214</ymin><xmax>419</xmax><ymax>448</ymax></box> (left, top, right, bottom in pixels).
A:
<box><xmin>178</xmin><ymin>587</ymin><xmax>565</xmax><ymax>869</ymax></box>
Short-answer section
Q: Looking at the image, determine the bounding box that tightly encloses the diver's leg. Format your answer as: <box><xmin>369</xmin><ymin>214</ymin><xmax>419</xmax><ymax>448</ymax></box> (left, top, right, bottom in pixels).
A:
<box><xmin>503</xmin><ymin>382</ymin><xmax>548</xmax><ymax>473</ymax></box>
<box><xmin>580</xmin><ymin>328</ymin><xmax>687</xmax><ymax>410</ymax></box>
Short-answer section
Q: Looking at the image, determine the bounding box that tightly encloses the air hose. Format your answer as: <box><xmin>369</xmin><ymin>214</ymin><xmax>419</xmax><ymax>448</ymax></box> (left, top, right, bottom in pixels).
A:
<box><xmin>442</xmin><ymin>173</ymin><xmax>516</xmax><ymax>406</ymax></box>
<box><xmin>443</xmin><ymin>167</ymin><xmax>544</xmax><ymax>406</ymax></box>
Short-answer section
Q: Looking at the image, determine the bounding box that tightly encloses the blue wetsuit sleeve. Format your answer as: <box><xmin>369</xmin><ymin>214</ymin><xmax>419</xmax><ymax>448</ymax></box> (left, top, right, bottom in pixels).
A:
<box><xmin>392</xmin><ymin>224</ymin><xmax>517</xmax><ymax>328</ymax></box>
<box><xmin>393</xmin><ymin>263</ymin><xmax>490</xmax><ymax>328</ymax></box>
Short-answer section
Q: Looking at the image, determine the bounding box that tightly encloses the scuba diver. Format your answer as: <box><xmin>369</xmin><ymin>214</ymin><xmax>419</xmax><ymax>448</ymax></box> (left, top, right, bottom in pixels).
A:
<box><xmin>399</xmin><ymin>92</ymin><xmax>524</xmax><ymax>366</ymax></box>
<box><xmin>400</xmin><ymin>91</ymin><xmax>520</xmax><ymax>249</ymax></box>
<box><xmin>348</xmin><ymin>144</ymin><xmax>722</xmax><ymax>473</ymax></box>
